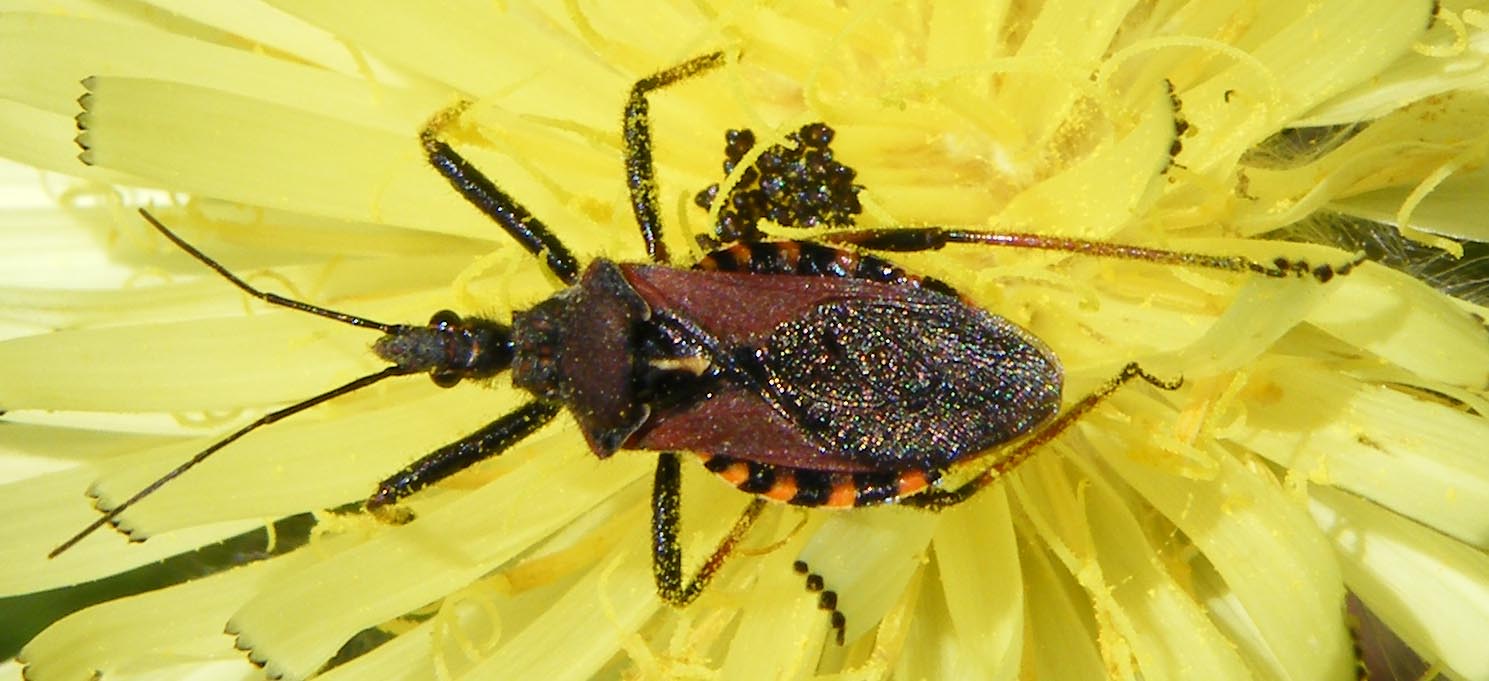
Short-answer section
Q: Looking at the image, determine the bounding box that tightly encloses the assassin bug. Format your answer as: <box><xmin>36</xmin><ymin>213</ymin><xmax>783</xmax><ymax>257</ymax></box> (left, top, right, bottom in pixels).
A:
<box><xmin>52</xmin><ymin>52</ymin><xmax>1360</xmax><ymax>644</ymax></box>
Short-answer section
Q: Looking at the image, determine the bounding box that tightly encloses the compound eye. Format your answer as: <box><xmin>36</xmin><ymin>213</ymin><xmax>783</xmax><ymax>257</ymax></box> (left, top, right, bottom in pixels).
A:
<box><xmin>430</xmin><ymin>369</ymin><xmax>461</xmax><ymax>388</ymax></box>
<box><xmin>429</xmin><ymin>309</ymin><xmax>461</xmax><ymax>328</ymax></box>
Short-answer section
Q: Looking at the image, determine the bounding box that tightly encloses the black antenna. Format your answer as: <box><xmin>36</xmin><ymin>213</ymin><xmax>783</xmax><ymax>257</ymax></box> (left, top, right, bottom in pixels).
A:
<box><xmin>49</xmin><ymin>210</ymin><xmax>415</xmax><ymax>558</ymax></box>
<box><xmin>136</xmin><ymin>209</ymin><xmax>399</xmax><ymax>332</ymax></box>
<box><xmin>49</xmin><ymin>366</ymin><xmax>405</xmax><ymax>558</ymax></box>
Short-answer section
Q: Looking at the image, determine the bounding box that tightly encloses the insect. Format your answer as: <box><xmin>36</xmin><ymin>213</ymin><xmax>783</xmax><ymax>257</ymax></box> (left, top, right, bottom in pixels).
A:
<box><xmin>52</xmin><ymin>52</ymin><xmax>1360</xmax><ymax>644</ymax></box>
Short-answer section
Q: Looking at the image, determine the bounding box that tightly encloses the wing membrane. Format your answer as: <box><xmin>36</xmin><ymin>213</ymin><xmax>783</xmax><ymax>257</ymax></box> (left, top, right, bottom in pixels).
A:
<box><xmin>762</xmin><ymin>294</ymin><xmax>1062</xmax><ymax>469</ymax></box>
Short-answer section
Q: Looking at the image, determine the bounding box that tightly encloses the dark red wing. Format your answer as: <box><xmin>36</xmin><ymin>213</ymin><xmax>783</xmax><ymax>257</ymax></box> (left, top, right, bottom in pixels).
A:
<box><xmin>621</xmin><ymin>263</ymin><xmax>880</xmax><ymax>344</ymax></box>
<box><xmin>626</xmin><ymin>388</ymin><xmax>881</xmax><ymax>472</ymax></box>
<box><xmin>619</xmin><ymin>264</ymin><xmax>1063</xmax><ymax>472</ymax></box>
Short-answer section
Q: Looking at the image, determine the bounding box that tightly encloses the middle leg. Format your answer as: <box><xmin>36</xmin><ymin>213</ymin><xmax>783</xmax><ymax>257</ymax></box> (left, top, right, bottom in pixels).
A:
<box><xmin>623</xmin><ymin>52</ymin><xmax>729</xmax><ymax>264</ymax></box>
<box><xmin>651</xmin><ymin>451</ymin><xmax>766</xmax><ymax>607</ymax></box>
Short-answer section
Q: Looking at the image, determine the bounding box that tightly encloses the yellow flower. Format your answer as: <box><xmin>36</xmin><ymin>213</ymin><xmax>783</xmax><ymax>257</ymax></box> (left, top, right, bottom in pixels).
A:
<box><xmin>2</xmin><ymin>2</ymin><xmax>1488</xmax><ymax>680</ymax></box>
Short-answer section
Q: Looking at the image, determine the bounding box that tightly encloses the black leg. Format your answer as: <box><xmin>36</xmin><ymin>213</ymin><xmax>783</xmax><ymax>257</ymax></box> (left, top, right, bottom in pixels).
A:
<box><xmin>820</xmin><ymin>227</ymin><xmax>1366</xmax><ymax>283</ymax></box>
<box><xmin>421</xmin><ymin>102</ymin><xmax>581</xmax><ymax>285</ymax></box>
<box><xmin>902</xmin><ymin>363</ymin><xmax>1182</xmax><ymax>511</ymax></box>
<box><xmin>623</xmin><ymin>52</ymin><xmax>729</xmax><ymax>264</ymax></box>
<box><xmin>652</xmin><ymin>451</ymin><xmax>766</xmax><ymax>606</ymax></box>
<box><xmin>365</xmin><ymin>400</ymin><xmax>561</xmax><ymax>522</ymax></box>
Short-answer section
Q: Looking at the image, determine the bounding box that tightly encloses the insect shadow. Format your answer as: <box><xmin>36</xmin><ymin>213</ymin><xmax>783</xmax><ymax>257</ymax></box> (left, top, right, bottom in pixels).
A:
<box><xmin>53</xmin><ymin>51</ymin><xmax>1362</xmax><ymax>646</ymax></box>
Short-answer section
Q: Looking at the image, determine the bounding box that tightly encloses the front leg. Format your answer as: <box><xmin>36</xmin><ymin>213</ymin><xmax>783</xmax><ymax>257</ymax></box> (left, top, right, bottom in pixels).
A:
<box><xmin>421</xmin><ymin>102</ymin><xmax>581</xmax><ymax>284</ymax></box>
<box><xmin>366</xmin><ymin>400</ymin><xmax>560</xmax><ymax>522</ymax></box>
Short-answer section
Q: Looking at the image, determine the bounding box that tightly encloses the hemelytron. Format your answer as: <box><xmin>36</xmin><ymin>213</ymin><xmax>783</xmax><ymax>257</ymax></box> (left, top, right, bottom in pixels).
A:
<box><xmin>53</xmin><ymin>51</ymin><xmax>1362</xmax><ymax>645</ymax></box>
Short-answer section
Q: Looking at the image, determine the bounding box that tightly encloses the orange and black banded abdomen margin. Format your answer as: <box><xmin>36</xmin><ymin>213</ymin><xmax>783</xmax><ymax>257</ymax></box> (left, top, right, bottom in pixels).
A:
<box><xmin>699</xmin><ymin>454</ymin><xmax>941</xmax><ymax>508</ymax></box>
